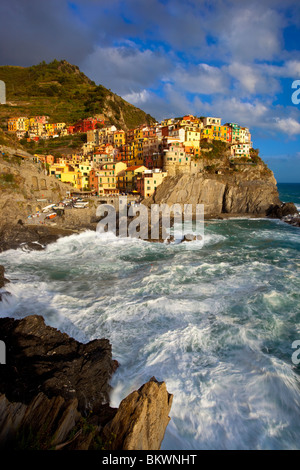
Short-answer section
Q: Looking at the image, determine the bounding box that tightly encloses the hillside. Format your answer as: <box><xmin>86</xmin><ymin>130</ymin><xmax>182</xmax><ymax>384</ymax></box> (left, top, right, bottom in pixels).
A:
<box><xmin>0</xmin><ymin>59</ymin><xmax>155</xmax><ymax>130</ymax></box>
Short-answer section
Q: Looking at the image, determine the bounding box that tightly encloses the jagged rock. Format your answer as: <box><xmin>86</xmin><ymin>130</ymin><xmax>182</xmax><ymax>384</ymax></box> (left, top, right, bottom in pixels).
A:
<box><xmin>0</xmin><ymin>265</ymin><xmax>9</xmax><ymax>289</ymax></box>
<box><xmin>0</xmin><ymin>315</ymin><xmax>118</xmax><ymax>415</ymax></box>
<box><xmin>0</xmin><ymin>316</ymin><xmax>173</xmax><ymax>450</ymax></box>
<box><xmin>102</xmin><ymin>377</ymin><xmax>173</xmax><ymax>450</ymax></box>
<box><xmin>0</xmin><ymin>265</ymin><xmax>10</xmax><ymax>302</ymax></box>
<box><xmin>182</xmin><ymin>234</ymin><xmax>203</xmax><ymax>242</ymax></box>
<box><xmin>0</xmin><ymin>314</ymin><xmax>116</xmax><ymax>449</ymax></box>
<box><xmin>0</xmin><ymin>223</ymin><xmax>77</xmax><ymax>253</ymax></box>
<box><xmin>0</xmin><ymin>392</ymin><xmax>81</xmax><ymax>449</ymax></box>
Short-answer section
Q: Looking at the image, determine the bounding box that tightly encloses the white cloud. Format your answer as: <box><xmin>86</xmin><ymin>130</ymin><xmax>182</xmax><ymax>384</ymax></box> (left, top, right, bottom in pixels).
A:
<box><xmin>173</xmin><ymin>64</ymin><xmax>229</xmax><ymax>95</ymax></box>
<box><xmin>123</xmin><ymin>89</ymin><xmax>150</xmax><ymax>105</ymax></box>
<box><xmin>273</xmin><ymin>117</ymin><xmax>300</xmax><ymax>135</ymax></box>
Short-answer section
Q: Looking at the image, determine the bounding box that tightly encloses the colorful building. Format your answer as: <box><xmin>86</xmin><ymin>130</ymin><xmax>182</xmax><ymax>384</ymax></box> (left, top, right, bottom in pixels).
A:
<box><xmin>136</xmin><ymin>169</ymin><xmax>168</xmax><ymax>198</ymax></box>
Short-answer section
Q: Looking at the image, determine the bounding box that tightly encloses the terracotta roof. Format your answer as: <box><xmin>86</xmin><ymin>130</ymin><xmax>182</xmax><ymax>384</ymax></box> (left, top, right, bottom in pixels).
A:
<box><xmin>126</xmin><ymin>165</ymin><xmax>144</xmax><ymax>171</ymax></box>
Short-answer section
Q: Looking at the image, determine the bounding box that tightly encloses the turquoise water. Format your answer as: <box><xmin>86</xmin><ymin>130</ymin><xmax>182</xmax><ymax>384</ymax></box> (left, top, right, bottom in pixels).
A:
<box><xmin>0</xmin><ymin>185</ymin><xmax>299</xmax><ymax>450</ymax></box>
<box><xmin>278</xmin><ymin>183</ymin><xmax>300</xmax><ymax>210</ymax></box>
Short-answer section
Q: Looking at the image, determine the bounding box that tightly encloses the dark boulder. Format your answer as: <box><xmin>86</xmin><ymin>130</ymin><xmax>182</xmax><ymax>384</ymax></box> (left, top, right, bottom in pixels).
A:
<box><xmin>0</xmin><ymin>315</ymin><xmax>118</xmax><ymax>417</ymax></box>
<box><xmin>0</xmin><ymin>265</ymin><xmax>9</xmax><ymax>289</ymax></box>
<box><xmin>266</xmin><ymin>202</ymin><xmax>299</xmax><ymax>219</ymax></box>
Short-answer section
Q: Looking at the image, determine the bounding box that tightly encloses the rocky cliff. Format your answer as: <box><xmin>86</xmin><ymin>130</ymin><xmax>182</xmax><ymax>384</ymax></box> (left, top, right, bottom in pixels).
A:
<box><xmin>145</xmin><ymin>157</ymin><xmax>281</xmax><ymax>218</ymax></box>
<box><xmin>0</xmin><ymin>315</ymin><xmax>172</xmax><ymax>450</ymax></box>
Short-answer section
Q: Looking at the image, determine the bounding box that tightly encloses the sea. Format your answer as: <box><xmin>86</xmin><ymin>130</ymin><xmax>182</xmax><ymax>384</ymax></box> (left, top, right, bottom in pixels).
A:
<box><xmin>0</xmin><ymin>183</ymin><xmax>299</xmax><ymax>450</ymax></box>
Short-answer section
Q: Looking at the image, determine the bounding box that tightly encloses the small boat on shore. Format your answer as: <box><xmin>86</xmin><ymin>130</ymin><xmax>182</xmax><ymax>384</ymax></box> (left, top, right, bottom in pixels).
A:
<box><xmin>45</xmin><ymin>212</ymin><xmax>57</xmax><ymax>220</ymax></box>
<box><xmin>42</xmin><ymin>204</ymin><xmax>56</xmax><ymax>213</ymax></box>
<box><xmin>74</xmin><ymin>202</ymin><xmax>88</xmax><ymax>208</ymax></box>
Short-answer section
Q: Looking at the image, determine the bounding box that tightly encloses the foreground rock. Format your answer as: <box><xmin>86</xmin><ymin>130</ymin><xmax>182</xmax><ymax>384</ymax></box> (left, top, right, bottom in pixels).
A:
<box><xmin>103</xmin><ymin>378</ymin><xmax>173</xmax><ymax>450</ymax></box>
<box><xmin>0</xmin><ymin>315</ymin><xmax>118</xmax><ymax>412</ymax></box>
<box><xmin>0</xmin><ymin>265</ymin><xmax>10</xmax><ymax>302</ymax></box>
<box><xmin>266</xmin><ymin>202</ymin><xmax>300</xmax><ymax>227</ymax></box>
<box><xmin>0</xmin><ymin>265</ymin><xmax>9</xmax><ymax>289</ymax></box>
<box><xmin>0</xmin><ymin>315</ymin><xmax>172</xmax><ymax>450</ymax></box>
<box><xmin>0</xmin><ymin>222</ymin><xmax>79</xmax><ymax>253</ymax></box>
<box><xmin>266</xmin><ymin>202</ymin><xmax>298</xmax><ymax>219</ymax></box>
<box><xmin>281</xmin><ymin>214</ymin><xmax>300</xmax><ymax>227</ymax></box>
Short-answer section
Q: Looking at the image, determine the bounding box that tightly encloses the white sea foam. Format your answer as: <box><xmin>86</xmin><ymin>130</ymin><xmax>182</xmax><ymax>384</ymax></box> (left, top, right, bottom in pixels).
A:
<box><xmin>0</xmin><ymin>219</ymin><xmax>300</xmax><ymax>450</ymax></box>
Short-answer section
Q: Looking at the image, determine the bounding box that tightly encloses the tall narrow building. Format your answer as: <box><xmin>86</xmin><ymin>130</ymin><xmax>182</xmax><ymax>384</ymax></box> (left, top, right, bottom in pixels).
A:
<box><xmin>0</xmin><ymin>81</ymin><xmax>6</xmax><ymax>104</ymax></box>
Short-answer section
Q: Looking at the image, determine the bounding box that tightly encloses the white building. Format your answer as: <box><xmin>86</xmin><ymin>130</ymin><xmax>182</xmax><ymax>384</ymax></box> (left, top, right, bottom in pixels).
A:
<box><xmin>202</xmin><ymin>117</ymin><xmax>221</xmax><ymax>127</ymax></box>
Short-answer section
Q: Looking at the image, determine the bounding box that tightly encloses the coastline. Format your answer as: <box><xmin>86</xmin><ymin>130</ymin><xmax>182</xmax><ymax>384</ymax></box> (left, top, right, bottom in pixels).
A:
<box><xmin>0</xmin><ymin>202</ymin><xmax>298</xmax><ymax>254</ymax></box>
<box><xmin>0</xmin><ymin>195</ymin><xmax>299</xmax><ymax>450</ymax></box>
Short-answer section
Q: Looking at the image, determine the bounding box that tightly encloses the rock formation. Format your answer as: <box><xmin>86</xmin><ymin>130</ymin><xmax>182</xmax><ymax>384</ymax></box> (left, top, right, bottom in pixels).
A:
<box><xmin>0</xmin><ymin>315</ymin><xmax>172</xmax><ymax>450</ymax></box>
<box><xmin>0</xmin><ymin>265</ymin><xmax>10</xmax><ymax>302</ymax></box>
<box><xmin>266</xmin><ymin>202</ymin><xmax>300</xmax><ymax>227</ymax></box>
<box><xmin>144</xmin><ymin>159</ymin><xmax>281</xmax><ymax>218</ymax></box>
<box><xmin>0</xmin><ymin>222</ymin><xmax>78</xmax><ymax>253</ymax></box>
<box><xmin>266</xmin><ymin>202</ymin><xmax>299</xmax><ymax>219</ymax></box>
<box><xmin>102</xmin><ymin>378</ymin><xmax>173</xmax><ymax>450</ymax></box>
<box><xmin>0</xmin><ymin>265</ymin><xmax>9</xmax><ymax>289</ymax></box>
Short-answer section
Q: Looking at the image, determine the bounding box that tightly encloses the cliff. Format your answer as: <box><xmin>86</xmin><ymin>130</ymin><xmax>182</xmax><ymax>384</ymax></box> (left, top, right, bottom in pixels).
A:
<box><xmin>0</xmin><ymin>314</ymin><xmax>173</xmax><ymax>450</ymax></box>
<box><xmin>0</xmin><ymin>152</ymin><xmax>82</xmax><ymax>252</ymax></box>
<box><xmin>145</xmin><ymin>155</ymin><xmax>281</xmax><ymax>218</ymax></box>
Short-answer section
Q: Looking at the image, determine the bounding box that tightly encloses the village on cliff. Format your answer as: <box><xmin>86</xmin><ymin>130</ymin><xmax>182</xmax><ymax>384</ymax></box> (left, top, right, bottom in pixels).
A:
<box><xmin>6</xmin><ymin>114</ymin><xmax>253</xmax><ymax>199</ymax></box>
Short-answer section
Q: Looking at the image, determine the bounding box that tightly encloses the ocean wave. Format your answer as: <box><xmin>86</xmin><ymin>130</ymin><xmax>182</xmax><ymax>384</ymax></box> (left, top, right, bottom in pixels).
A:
<box><xmin>0</xmin><ymin>217</ymin><xmax>300</xmax><ymax>450</ymax></box>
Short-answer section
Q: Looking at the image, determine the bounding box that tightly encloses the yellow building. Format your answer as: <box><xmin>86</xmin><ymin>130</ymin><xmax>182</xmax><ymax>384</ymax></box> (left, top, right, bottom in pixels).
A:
<box><xmin>8</xmin><ymin>117</ymin><xmax>29</xmax><ymax>132</ymax></box>
<box><xmin>78</xmin><ymin>162</ymin><xmax>92</xmax><ymax>189</ymax></box>
<box><xmin>201</xmin><ymin>127</ymin><xmax>213</xmax><ymax>140</ymax></box>
<box><xmin>113</xmin><ymin>130</ymin><xmax>126</xmax><ymax>146</ymax></box>
<box><xmin>45</xmin><ymin>123</ymin><xmax>55</xmax><ymax>132</ymax></box>
<box><xmin>137</xmin><ymin>169</ymin><xmax>168</xmax><ymax>198</ymax></box>
<box><xmin>124</xmin><ymin>165</ymin><xmax>148</xmax><ymax>192</ymax></box>
<box><xmin>97</xmin><ymin>162</ymin><xmax>127</xmax><ymax>194</ymax></box>
<box><xmin>184</xmin><ymin>127</ymin><xmax>201</xmax><ymax>147</ymax></box>
<box><xmin>49</xmin><ymin>163</ymin><xmax>86</xmax><ymax>190</ymax></box>
<box><xmin>54</xmin><ymin>123</ymin><xmax>66</xmax><ymax>131</ymax></box>
<box><xmin>60</xmin><ymin>167</ymin><xmax>78</xmax><ymax>187</ymax></box>
<box><xmin>131</xmin><ymin>140</ymin><xmax>144</xmax><ymax>165</ymax></box>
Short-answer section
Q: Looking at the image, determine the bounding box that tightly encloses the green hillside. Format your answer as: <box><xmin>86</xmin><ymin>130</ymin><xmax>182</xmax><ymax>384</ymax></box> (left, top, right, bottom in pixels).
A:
<box><xmin>0</xmin><ymin>60</ymin><xmax>156</xmax><ymax>130</ymax></box>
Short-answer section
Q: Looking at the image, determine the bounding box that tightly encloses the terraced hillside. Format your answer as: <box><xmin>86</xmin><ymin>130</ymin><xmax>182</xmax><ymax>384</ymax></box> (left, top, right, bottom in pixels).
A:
<box><xmin>0</xmin><ymin>60</ymin><xmax>155</xmax><ymax>130</ymax></box>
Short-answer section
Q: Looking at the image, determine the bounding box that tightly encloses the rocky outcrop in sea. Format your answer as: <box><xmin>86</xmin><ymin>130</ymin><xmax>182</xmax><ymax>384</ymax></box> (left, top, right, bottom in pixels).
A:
<box><xmin>266</xmin><ymin>202</ymin><xmax>300</xmax><ymax>227</ymax></box>
<box><xmin>0</xmin><ymin>315</ymin><xmax>173</xmax><ymax>450</ymax></box>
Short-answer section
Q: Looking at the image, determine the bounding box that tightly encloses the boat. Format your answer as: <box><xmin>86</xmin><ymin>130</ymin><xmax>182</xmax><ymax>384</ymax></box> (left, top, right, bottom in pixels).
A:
<box><xmin>45</xmin><ymin>212</ymin><xmax>57</xmax><ymax>219</ymax></box>
<box><xmin>42</xmin><ymin>204</ymin><xmax>56</xmax><ymax>213</ymax></box>
<box><xmin>74</xmin><ymin>202</ymin><xmax>88</xmax><ymax>208</ymax></box>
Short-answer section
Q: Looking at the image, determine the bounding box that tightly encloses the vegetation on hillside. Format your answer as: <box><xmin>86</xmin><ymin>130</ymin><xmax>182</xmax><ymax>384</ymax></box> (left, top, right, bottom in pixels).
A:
<box><xmin>200</xmin><ymin>139</ymin><xmax>230</xmax><ymax>159</ymax></box>
<box><xmin>0</xmin><ymin>60</ymin><xmax>156</xmax><ymax>129</ymax></box>
<box><xmin>20</xmin><ymin>133</ymin><xmax>87</xmax><ymax>157</ymax></box>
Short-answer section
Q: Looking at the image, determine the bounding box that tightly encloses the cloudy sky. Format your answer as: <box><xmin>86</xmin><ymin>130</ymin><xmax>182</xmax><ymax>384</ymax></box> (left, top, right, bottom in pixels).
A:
<box><xmin>1</xmin><ymin>0</ymin><xmax>300</xmax><ymax>182</ymax></box>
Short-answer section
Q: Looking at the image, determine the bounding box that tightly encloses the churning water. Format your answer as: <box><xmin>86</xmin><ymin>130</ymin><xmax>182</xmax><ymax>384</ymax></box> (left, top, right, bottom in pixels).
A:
<box><xmin>0</xmin><ymin>184</ymin><xmax>299</xmax><ymax>450</ymax></box>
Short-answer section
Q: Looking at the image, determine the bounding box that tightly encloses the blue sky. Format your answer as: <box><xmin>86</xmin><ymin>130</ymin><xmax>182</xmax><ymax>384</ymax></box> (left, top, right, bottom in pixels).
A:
<box><xmin>0</xmin><ymin>0</ymin><xmax>300</xmax><ymax>182</ymax></box>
